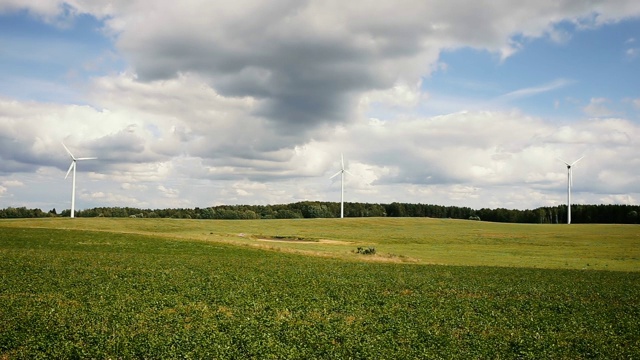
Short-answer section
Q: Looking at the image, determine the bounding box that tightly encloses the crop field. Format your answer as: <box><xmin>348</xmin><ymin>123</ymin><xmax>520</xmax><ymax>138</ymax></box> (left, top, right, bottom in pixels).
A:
<box><xmin>1</xmin><ymin>218</ymin><xmax>639</xmax><ymax>358</ymax></box>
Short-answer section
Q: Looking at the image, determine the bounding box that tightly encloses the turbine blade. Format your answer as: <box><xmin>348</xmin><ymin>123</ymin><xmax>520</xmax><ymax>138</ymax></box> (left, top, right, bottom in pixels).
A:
<box><xmin>556</xmin><ymin>157</ymin><xmax>570</xmax><ymax>166</ymax></box>
<box><xmin>344</xmin><ymin>169</ymin><xmax>355</xmax><ymax>177</ymax></box>
<box><xmin>76</xmin><ymin>157</ymin><xmax>97</xmax><ymax>161</ymax></box>
<box><xmin>329</xmin><ymin>170</ymin><xmax>342</xmax><ymax>179</ymax></box>
<box><xmin>341</xmin><ymin>153</ymin><xmax>345</xmax><ymax>170</ymax></box>
<box><xmin>571</xmin><ymin>156</ymin><xmax>585</xmax><ymax>166</ymax></box>
<box><xmin>65</xmin><ymin>162</ymin><xmax>75</xmax><ymax>179</ymax></box>
<box><xmin>62</xmin><ymin>142</ymin><xmax>75</xmax><ymax>160</ymax></box>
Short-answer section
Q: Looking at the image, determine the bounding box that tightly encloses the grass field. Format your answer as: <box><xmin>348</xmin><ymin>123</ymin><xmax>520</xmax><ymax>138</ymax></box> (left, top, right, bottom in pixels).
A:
<box><xmin>1</xmin><ymin>218</ymin><xmax>639</xmax><ymax>358</ymax></box>
<box><xmin>2</xmin><ymin>217</ymin><xmax>638</xmax><ymax>270</ymax></box>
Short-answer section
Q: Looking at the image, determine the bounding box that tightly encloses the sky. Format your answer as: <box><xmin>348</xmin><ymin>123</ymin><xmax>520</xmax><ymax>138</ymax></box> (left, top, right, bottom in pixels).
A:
<box><xmin>0</xmin><ymin>0</ymin><xmax>639</xmax><ymax>212</ymax></box>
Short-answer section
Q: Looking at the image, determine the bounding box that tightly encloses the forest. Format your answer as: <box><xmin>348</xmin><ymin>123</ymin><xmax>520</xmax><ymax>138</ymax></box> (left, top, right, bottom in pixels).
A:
<box><xmin>0</xmin><ymin>202</ymin><xmax>638</xmax><ymax>224</ymax></box>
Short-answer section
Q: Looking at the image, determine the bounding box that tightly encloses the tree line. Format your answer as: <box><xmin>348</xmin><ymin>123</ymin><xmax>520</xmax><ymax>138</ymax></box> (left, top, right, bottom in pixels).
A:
<box><xmin>0</xmin><ymin>202</ymin><xmax>638</xmax><ymax>224</ymax></box>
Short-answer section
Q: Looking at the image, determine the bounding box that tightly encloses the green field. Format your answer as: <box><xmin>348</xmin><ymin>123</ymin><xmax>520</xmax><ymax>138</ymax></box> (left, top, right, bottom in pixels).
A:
<box><xmin>1</xmin><ymin>218</ymin><xmax>639</xmax><ymax>358</ymax></box>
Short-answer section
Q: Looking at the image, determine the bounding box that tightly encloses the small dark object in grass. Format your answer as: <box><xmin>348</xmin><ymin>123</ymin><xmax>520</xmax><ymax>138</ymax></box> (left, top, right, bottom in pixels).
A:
<box><xmin>357</xmin><ymin>247</ymin><xmax>376</xmax><ymax>255</ymax></box>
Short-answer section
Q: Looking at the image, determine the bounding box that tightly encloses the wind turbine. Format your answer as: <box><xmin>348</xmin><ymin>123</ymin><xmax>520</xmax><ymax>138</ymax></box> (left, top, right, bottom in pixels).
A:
<box><xmin>329</xmin><ymin>153</ymin><xmax>353</xmax><ymax>218</ymax></box>
<box><xmin>558</xmin><ymin>156</ymin><xmax>584</xmax><ymax>225</ymax></box>
<box><xmin>63</xmin><ymin>143</ymin><xmax>97</xmax><ymax>218</ymax></box>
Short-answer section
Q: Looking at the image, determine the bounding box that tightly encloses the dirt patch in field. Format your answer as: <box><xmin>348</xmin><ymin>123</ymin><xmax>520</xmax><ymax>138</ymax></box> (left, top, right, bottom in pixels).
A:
<box><xmin>358</xmin><ymin>253</ymin><xmax>421</xmax><ymax>263</ymax></box>
<box><xmin>317</xmin><ymin>239</ymin><xmax>353</xmax><ymax>245</ymax></box>
<box><xmin>255</xmin><ymin>237</ymin><xmax>352</xmax><ymax>245</ymax></box>
<box><xmin>236</xmin><ymin>233</ymin><xmax>352</xmax><ymax>245</ymax></box>
<box><xmin>256</xmin><ymin>237</ymin><xmax>314</xmax><ymax>243</ymax></box>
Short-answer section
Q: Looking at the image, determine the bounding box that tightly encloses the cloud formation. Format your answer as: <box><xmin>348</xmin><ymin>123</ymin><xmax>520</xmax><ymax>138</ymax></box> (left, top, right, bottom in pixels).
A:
<box><xmin>0</xmin><ymin>1</ymin><xmax>639</xmax><ymax>210</ymax></box>
<box><xmin>47</xmin><ymin>0</ymin><xmax>639</xmax><ymax>134</ymax></box>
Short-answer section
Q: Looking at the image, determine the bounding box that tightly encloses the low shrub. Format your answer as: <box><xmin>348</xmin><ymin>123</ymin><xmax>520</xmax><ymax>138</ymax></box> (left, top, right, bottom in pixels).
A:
<box><xmin>356</xmin><ymin>246</ymin><xmax>376</xmax><ymax>255</ymax></box>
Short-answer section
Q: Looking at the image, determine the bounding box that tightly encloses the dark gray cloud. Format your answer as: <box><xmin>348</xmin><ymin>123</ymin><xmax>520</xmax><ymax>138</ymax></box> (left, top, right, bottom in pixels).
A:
<box><xmin>125</xmin><ymin>35</ymin><xmax>387</xmax><ymax>133</ymax></box>
<box><xmin>102</xmin><ymin>0</ymin><xmax>640</xmax><ymax>139</ymax></box>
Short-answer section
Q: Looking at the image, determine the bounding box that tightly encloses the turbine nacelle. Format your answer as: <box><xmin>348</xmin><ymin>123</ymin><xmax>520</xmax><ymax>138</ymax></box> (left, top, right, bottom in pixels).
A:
<box><xmin>329</xmin><ymin>154</ymin><xmax>353</xmax><ymax>180</ymax></box>
<box><xmin>557</xmin><ymin>156</ymin><xmax>584</xmax><ymax>168</ymax></box>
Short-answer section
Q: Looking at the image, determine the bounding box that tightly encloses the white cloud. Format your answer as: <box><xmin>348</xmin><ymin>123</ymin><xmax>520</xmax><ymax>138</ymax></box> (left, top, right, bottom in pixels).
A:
<box><xmin>85</xmin><ymin>191</ymin><xmax>145</xmax><ymax>207</ymax></box>
<box><xmin>599</xmin><ymin>194</ymin><xmax>637</xmax><ymax>204</ymax></box>
<box><xmin>547</xmin><ymin>27</ymin><xmax>572</xmax><ymax>44</ymax></box>
<box><xmin>231</xmin><ymin>181</ymin><xmax>268</xmax><ymax>197</ymax></box>
<box><xmin>157</xmin><ymin>185</ymin><xmax>179</xmax><ymax>199</ymax></box>
<box><xmin>583</xmin><ymin>97</ymin><xmax>617</xmax><ymax>117</ymax></box>
<box><xmin>0</xmin><ymin>0</ymin><xmax>62</xmax><ymax>19</ymax></box>
<box><xmin>2</xmin><ymin>94</ymin><xmax>640</xmax><ymax>209</ymax></box>
<box><xmin>121</xmin><ymin>182</ymin><xmax>147</xmax><ymax>191</ymax></box>
<box><xmin>2</xmin><ymin>180</ymin><xmax>24</xmax><ymax>187</ymax></box>
<box><xmin>360</xmin><ymin>81</ymin><xmax>425</xmax><ymax>110</ymax></box>
<box><xmin>1</xmin><ymin>1</ymin><xmax>640</xmax><ymax>211</ymax></box>
<box><xmin>24</xmin><ymin>0</ymin><xmax>636</xmax><ymax>131</ymax></box>
<box><xmin>499</xmin><ymin>79</ymin><xmax>572</xmax><ymax>101</ymax></box>
<box><xmin>624</xmin><ymin>37</ymin><xmax>639</xmax><ymax>59</ymax></box>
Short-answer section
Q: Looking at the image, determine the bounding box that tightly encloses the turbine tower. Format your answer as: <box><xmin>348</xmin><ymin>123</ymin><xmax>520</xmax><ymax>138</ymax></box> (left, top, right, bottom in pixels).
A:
<box><xmin>558</xmin><ymin>156</ymin><xmax>584</xmax><ymax>225</ymax></box>
<box><xmin>63</xmin><ymin>143</ymin><xmax>96</xmax><ymax>218</ymax></box>
<box><xmin>329</xmin><ymin>153</ymin><xmax>353</xmax><ymax>218</ymax></box>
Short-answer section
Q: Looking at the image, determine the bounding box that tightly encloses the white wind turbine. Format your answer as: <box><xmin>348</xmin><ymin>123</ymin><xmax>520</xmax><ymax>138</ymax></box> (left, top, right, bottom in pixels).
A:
<box><xmin>558</xmin><ymin>156</ymin><xmax>584</xmax><ymax>225</ymax></box>
<box><xmin>63</xmin><ymin>143</ymin><xmax>97</xmax><ymax>218</ymax></box>
<box><xmin>329</xmin><ymin>153</ymin><xmax>353</xmax><ymax>219</ymax></box>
